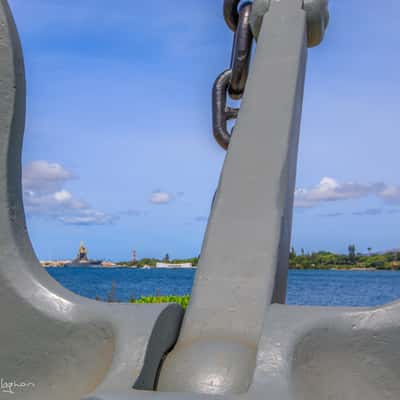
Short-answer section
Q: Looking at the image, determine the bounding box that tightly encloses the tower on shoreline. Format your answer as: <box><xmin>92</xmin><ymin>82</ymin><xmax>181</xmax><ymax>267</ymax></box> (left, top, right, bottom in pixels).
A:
<box><xmin>77</xmin><ymin>241</ymin><xmax>89</xmax><ymax>262</ymax></box>
<box><xmin>132</xmin><ymin>249</ymin><xmax>137</xmax><ymax>265</ymax></box>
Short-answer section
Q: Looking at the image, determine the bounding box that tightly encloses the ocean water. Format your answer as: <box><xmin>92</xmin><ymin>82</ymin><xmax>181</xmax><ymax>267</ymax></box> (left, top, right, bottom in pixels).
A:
<box><xmin>46</xmin><ymin>268</ymin><xmax>400</xmax><ymax>307</ymax></box>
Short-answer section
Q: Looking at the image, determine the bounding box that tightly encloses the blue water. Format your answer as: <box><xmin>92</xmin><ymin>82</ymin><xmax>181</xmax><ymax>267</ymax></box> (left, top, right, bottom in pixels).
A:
<box><xmin>46</xmin><ymin>268</ymin><xmax>400</xmax><ymax>307</ymax></box>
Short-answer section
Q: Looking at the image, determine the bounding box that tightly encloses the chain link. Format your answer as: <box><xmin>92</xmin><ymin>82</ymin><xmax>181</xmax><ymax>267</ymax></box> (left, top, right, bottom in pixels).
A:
<box><xmin>213</xmin><ymin>1</ymin><xmax>254</xmax><ymax>150</ymax></box>
<box><xmin>212</xmin><ymin>70</ymin><xmax>239</xmax><ymax>150</ymax></box>
<box><xmin>229</xmin><ymin>2</ymin><xmax>253</xmax><ymax>99</ymax></box>
<box><xmin>223</xmin><ymin>0</ymin><xmax>241</xmax><ymax>31</ymax></box>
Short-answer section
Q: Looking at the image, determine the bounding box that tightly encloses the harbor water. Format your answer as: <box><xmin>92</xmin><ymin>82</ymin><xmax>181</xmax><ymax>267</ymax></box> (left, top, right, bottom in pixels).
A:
<box><xmin>47</xmin><ymin>268</ymin><xmax>400</xmax><ymax>307</ymax></box>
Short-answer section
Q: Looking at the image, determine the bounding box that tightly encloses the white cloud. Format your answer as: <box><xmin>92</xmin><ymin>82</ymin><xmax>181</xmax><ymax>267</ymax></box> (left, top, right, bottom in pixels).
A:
<box><xmin>352</xmin><ymin>208</ymin><xmax>382</xmax><ymax>216</ymax></box>
<box><xmin>23</xmin><ymin>160</ymin><xmax>74</xmax><ymax>193</ymax></box>
<box><xmin>119</xmin><ymin>209</ymin><xmax>143</xmax><ymax>217</ymax></box>
<box><xmin>295</xmin><ymin>177</ymin><xmax>386</xmax><ymax>208</ymax></box>
<box><xmin>150</xmin><ymin>191</ymin><xmax>171</xmax><ymax>205</ymax></box>
<box><xmin>319</xmin><ymin>212</ymin><xmax>344</xmax><ymax>218</ymax></box>
<box><xmin>22</xmin><ymin>161</ymin><xmax>115</xmax><ymax>226</ymax></box>
<box><xmin>53</xmin><ymin>190</ymin><xmax>72</xmax><ymax>203</ymax></box>
<box><xmin>59</xmin><ymin>210</ymin><xmax>117</xmax><ymax>226</ymax></box>
<box><xmin>377</xmin><ymin>185</ymin><xmax>400</xmax><ymax>202</ymax></box>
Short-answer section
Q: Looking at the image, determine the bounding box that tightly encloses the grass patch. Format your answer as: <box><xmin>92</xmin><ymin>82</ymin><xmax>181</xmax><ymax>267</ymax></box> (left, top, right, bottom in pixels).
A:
<box><xmin>130</xmin><ymin>295</ymin><xmax>190</xmax><ymax>309</ymax></box>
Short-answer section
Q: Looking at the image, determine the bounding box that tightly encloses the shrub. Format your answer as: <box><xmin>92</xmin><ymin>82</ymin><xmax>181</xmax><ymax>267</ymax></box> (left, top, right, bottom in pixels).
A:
<box><xmin>130</xmin><ymin>295</ymin><xmax>190</xmax><ymax>309</ymax></box>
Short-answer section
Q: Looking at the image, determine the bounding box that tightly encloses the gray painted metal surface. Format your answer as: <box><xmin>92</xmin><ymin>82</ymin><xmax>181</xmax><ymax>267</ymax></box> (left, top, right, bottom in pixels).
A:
<box><xmin>158</xmin><ymin>0</ymin><xmax>307</xmax><ymax>394</ymax></box>
<box><xmin>2</xmin><ymin>0</ymin><xmax>400</xmax><ymax>399</ymax></box>
<box><xmin>250</xmin><ymin>0</ymin><xmax>329</xmax><ymax>47</ymax></box>
<box><xmin>0</xmin><ymin>1</ymin><xmax>183</xmax><ymax>399</ymax></box>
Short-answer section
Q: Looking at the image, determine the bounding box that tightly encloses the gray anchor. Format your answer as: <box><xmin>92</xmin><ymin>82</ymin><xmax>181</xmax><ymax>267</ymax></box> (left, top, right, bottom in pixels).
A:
<box><xmin>1</xmin><ymin>0</ymin><xmax>400</xmax><ymax>399</ymax></box>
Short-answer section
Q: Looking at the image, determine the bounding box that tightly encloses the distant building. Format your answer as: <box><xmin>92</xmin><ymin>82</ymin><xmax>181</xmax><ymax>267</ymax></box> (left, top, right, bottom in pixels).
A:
<box><xmin>156</xmin><ymin>262</ymin><xmax>193</xmax><ymax>269</ymax></box>
<box><xmin>64</xmin><ymin>241</ymin><xmax>102</xmax><ymax>267</ymax></box>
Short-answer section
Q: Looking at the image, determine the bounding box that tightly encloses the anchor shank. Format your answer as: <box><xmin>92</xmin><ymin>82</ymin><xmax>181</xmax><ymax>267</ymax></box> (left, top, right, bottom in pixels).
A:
<box><xmin>158</xmin><ymin>0</ymin><xmax>308</xmax><ymax>394</ymax></box>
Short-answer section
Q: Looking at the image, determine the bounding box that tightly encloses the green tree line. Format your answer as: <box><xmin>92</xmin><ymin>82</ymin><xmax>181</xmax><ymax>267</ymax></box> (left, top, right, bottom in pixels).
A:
<box><xmin>116</xmin><ymin>247</ymin><xmax>400</xmax><ymax>270</ymax></box>
<box><xmin>289</xmin><ymin>245</ymin><xmax>400</xmax><ymax>270</ymax></box>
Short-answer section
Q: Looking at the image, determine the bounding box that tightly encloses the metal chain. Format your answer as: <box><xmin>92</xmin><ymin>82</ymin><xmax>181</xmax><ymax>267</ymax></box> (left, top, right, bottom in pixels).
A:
<box><xmin>229</xmin><ymin>2</ymin><xmax>253</xmax><ymax>99</ymax></box>
<box><xmin>223</xmin><ymin>0</ymin><xmax>241</xmax><ymax>31</ymax></box>
<box><xmin>212</xmin><ymin>70</ymin><xmax>239</xmax><ymax>150</ymax></box>
<box><xmin>213</xmin><ymin>1</ymin><xmax>254</xmax><ymax>150</ymax></box>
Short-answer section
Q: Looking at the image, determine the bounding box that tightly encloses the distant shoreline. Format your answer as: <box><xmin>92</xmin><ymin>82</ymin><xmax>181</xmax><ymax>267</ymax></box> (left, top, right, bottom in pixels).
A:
<box><xmin>41</xmin><ymin>263</ymin><xmax>399</xmax><ymax>271</ymax></box>
<box><xmin>41</xmin><ymin>250</ymin><xmax>400</xmax><ymax>271</ymax></box>
<box><xmin>40</xmin><ymin>261</ymin><xmax>197</xmax><ymax>269</ymax></box>
<box><xmin>40</xmin><ymin>260</ymin><xmax>118</xmax><ymax>268</ymax></box>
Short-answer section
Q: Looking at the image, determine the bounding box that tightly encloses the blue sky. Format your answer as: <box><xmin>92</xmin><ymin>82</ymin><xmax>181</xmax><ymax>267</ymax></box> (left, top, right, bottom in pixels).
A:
<box><xmin>8</xmin><ymin>0</ymin><xmax>400</xmax><ymax>260</ymax></box>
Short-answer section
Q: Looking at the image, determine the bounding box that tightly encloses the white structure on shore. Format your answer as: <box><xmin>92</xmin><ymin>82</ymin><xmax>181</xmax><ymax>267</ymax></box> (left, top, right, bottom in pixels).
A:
<box><xmin>156</xmin><ymin>262</ymin><xmax>193</xmax><ymax>269</ymax></box>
